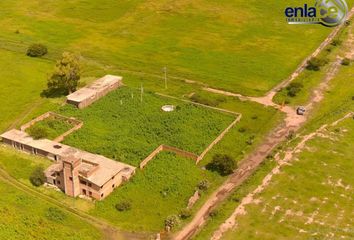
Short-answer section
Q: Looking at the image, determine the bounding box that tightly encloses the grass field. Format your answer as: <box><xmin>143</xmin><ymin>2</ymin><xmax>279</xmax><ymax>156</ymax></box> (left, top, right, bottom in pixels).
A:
<box><xmin>0</xmin><ymin>0</ymin><xmax>349</xmax><ymax>95</ymax></box>
<box><xmin>222</xmin><ymin>118</ymin><xmax>354</xmax><ymax>240</ymax></box>
<box><xmin>0</xmin><ymin>179</ymin><xmax>102</xmax><ymax>240</ymax></box>
<box><xmin>58</xmin><ymin>87</ymin><xmax>235</xmax><ymax>166</ymax></box>
<box><xmin>92</xmin><ymin>152</ymin><xmax>220</xmax><ymax>231</ymax></box>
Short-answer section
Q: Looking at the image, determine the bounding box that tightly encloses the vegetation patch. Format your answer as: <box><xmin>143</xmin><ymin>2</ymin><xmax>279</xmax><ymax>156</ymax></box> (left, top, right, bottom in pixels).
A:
<box><xmin>59</xmin><ymin>87</ymin><xmax>235</xmax><ymax>166</ymax></box>
<box><xmin>26</xmin><ymin>115</ymin><xmax>75</xmax><ymax>140</ymax></box>
<box><xmin>91</xmin><ymin>152</ymin><xmax>219</xmax><ymax>231</ymax></box>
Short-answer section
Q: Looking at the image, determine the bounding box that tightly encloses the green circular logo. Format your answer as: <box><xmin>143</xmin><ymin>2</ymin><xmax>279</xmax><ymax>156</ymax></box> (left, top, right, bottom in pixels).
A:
<box><xmin>316</xmin><ymin>0</ymin><xmax>348</xmax><ymax>27</ymax></box>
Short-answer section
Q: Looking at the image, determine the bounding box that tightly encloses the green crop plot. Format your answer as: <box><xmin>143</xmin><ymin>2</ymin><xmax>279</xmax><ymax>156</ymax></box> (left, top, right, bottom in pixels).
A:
<box><xmin>1</xmin><ymin>0</ymin><xmax>352</xmax><ymax>95</ymax></box>
<box><xmin>58</xmin><ymin>87</ymin><xmax>235</xmax><ymax>166</ymax></box>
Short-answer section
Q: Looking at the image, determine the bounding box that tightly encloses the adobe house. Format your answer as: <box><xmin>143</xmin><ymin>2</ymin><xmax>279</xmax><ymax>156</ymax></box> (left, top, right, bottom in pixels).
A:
<box><xmin>67</xmin><ymin>75</ymin><xmax>123</xmax><ymax>109</ymax></box>
<box><xmin>1</xmin><ymin>129</ymin><xmax>135</xmax><ymax>200</ymax></box>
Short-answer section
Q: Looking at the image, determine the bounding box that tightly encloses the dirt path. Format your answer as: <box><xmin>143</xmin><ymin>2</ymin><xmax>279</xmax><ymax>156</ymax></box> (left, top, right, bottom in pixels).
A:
<box><xmin>210</xmin><ymin>112</ymin><xmax>353</xmax><ymax>240</ymax></box>
<box><xmin>173</xmin><ymin>10</ymin><xmax>354</xmax><ymax>240</ymax></box>
<box><xmin>0</xmin><ymin>167</ymin><xmax>149</xmax><ymax>240</ymax></box>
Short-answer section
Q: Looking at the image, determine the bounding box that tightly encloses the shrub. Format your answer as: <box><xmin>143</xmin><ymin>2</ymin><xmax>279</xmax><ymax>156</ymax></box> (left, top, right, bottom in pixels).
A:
<box><xmin>115</xmin><ymin>201</ymin><xmax>132</xmax><ymax>212</ymax></box>
<box><xmin>179</xmin><ymin>209</ymin><xmax>192</xmax><ymax>220</ymax></box>
<box><xmin>29</xmin><ymin>166</ymin><xmax>46</xmax><ymax>187</ymax></box>
<box><xmin>165</xmin><ymin>215</ymin><xmax>180</xmax><ymax>229</ymax></box>
<box><xmin>341</xmin><ymin>58</ymin><xmax>351</xmax><ymax>66</ymax></box>
<box><xmin>26</xmin><ymin>44</ymin><xmax>48</xmax><ymax>57</ymax></box>
<box><xmin>27</xmin><ymin>125</ymin><xmax>49</xmax><ymax>139</ymax></box>
<box><xmin>331</xmin><ymin>39</ymin><xmax>342</xmax><ymax>46</ymax></box>
<box><xmin>251</xmin><ymin>115</ymin><xmax>258</xmax><ymax>120</ymax></box>
<box><xmin>238</xmin><ymin>127</ymin><xmax>247</xmax><ymax>133</ymax></box>
<box><xmin>197</xmin><ymin>180</ymin><xmax>210</xmax><ymax>191</ymax></box>
<box><xmin>46</xmin><ymin>207</ymin><xmax>66</xmax><ymax>222</ymax></box>
<box><xmin>206</xmin><ymin>154</ymin><xmax>236</xmax><ymax>176</ymax></box>
<box><xmin>286</xmin><ymin>82</ymin><xmax>304</xmax><ymax>97</ymax></box>
<box><xmin>306</xmin><ymin>57</ymin><xmax>329</xmax><ymax>71</ymax></box>
<box><xmin>209</xmin><ymin>209</ymin><xmax>219</xmax><ymax>218</ymax></box>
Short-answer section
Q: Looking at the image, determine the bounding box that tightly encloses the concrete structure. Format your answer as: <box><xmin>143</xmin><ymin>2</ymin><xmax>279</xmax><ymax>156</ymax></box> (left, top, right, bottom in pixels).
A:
<box><xmin>67</xmin><ymin>75</ymin><xmax>123</xmax><ymax>109</ymax></box>
<box><xmin>1</xmin><ymin>129</ymin><xmax>135</xmax><ymax>200</ymax></box>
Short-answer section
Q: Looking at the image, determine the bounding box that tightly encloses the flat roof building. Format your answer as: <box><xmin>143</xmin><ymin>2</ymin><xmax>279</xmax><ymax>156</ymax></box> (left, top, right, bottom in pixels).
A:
<box><xmin>1</xmin><ymin>129</ymin><xmax>135</xmax><ymax>200</ymax></box>
<box><xmin>67</xmin><ymin>75</ymin><xmax>122</xmax><ymax>109</ymax></box>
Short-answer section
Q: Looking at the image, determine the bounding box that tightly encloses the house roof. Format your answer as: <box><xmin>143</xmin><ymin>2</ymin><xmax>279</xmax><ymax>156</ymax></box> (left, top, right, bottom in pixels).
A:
<box><xmin>66</xmin><ymin>75</ymin><xmax>122</xmax><ymax>103</ymax></box>
<box><xmin>1</xmin><ymin>129</ymin><xmax>135</xmax><ymax>186</ymax></box>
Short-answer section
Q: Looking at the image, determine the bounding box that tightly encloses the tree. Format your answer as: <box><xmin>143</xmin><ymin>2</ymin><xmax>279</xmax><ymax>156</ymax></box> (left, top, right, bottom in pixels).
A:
<box><xmin>26</xmin><ymin>44</ymin><xmax>48</xmax><ymax>57</ymax></box>
<box><xmin>286</xmin><ymin>82</ymin><xmax>304</xmax><ymax>97</ymax></box>
<box><xmin>115</xmin><ymin>201</ymin><xmax>132</xmax><ymax>212</ymax></box>
<box><xmin>206</xmin><ymin>154</ymin><xmax>236</xmax><ymax>176</ymax></box>
<box><xmin>27</xmin><ymin>125</ymin><xmax>48</xmax><ymax>139</ymax></box>
<box><xmin>46</xmin><ymin>52</ymin><xmax>80</xmax><ymax>95</ymax></box>
<box><xmin>341</xmin><ymin>58</ymin><xmax>351</xmax><ymax>66</ymax></box>
<box><xmin>306</xmin><ymin>57</ymin><xmax>328</xmax><ymax>71</ymax></box>
<box><xmin>29</xmin><ymin>166</ymin><xmax>46</xmax><ymax>187</ymax></box>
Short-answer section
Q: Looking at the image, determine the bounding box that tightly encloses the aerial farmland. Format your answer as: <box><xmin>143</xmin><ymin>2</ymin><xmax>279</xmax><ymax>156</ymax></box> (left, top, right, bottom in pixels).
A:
<box><xmin>0</xmin><ymin>1</ymin><xmax>353</xmax><ymax>240</ymax></box>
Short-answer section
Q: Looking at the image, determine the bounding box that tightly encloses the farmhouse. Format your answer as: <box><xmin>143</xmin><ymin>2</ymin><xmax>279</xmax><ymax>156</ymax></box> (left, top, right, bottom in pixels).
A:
<box><xmin>0</xmin><ymin>129</ymin><xmax>135</xmax><ymax>200</ymax></box>
<box><xmin>67</xmin><ymin>75</ymin><xmax>123</xmax><ymax>109</ymax></box>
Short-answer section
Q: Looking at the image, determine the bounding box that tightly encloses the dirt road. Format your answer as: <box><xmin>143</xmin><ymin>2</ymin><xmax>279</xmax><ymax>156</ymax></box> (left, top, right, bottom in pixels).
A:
<box><xmin>173</xmin><ymin>9</ymin><xmax>354</xmax><ymax>240</ymax></box>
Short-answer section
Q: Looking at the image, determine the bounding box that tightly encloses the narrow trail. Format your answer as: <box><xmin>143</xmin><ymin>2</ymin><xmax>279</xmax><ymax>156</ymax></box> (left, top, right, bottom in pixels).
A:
<box><xmin>210</xmin><ymin>112</ymin><xmax>353</xmax><ymax>240</ymax></box>
<box><xmin>0</xmin><ymin>167</ymin><xmax>149</xmax><ymax>240</ymax></box>
<box><xmin>173</xmin><ymin>9</ymin><xmax>354</xmax><ymax>240</ymax></box>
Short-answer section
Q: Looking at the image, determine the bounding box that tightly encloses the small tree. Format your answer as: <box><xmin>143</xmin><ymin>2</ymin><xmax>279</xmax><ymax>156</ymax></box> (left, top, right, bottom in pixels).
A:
<box><xmin>26</xmin><ymin>44</ymin><xmax>48</xmax><ymax>57</ymax></box>
<box><xmin>306</xmin><ymin>57</ymin><xmax>328</xmax><ymax>71</ymax></box>
<box><xmin>46</xmin><ymin>52</ymin><xmax>80</xmax><ymax>95</ymax></box>
<box><xmin>206</xmin><ymin>154</ymin><xmax>236</xmax><ymax>176</ymax></box>
<box><xmin>115</xmin><ymin>201</ymin><xmax>131</xmax><ymax>212</ymax></box>
<box><xmin>197</xmin><ymin>180</ymin><xmax>210</xmax><ymax>191</ymax></box>
<box><xmin>341</xmin><ymin>58</ymin><xmax>351</xmax><ymax>66</ymax></box>
<box><xmin>29</xmin><ymin>166</ymin><xmax>46</xmax><ymax>187</ymax></box>
<box><xmin>27</xmin><ymin>125</ymin><xmax>48</xmax><ymax>139</ymax></box>
<box><xmin>179</xmin><ymin>209</ymin><xmax>192</xmax><ymax>220</ymax></box>
<box><xmin>286</xmin><ymin>82</ymin><xmax>304</xmax><ymax>97</ymax></box>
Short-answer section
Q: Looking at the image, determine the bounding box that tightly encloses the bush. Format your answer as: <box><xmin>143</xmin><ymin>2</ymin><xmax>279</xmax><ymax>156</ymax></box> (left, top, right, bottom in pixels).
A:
<box><xmin>341</xmin><ymin>58</ymin><xmax>351</xmax><ymax>66</ymax></box>
<box><xmin>209</xmin><ymin>209</ymin><xmax>219</xmax><ymax>218</ymax></box>
<box><xmin>179</xmin><ymin>209</ymin><xmax>192</xmax><ymax>220</ymax></box>
<box><xmin>331</xmin><ymin>39</ymin><xmax>342</xmax><ymax>46</ymax></box>
<box><xmin>29</xmin><ymin>166</ymin><xmax>46</xmax><ymax>187</ymax></box>
<box><xmin>115</xmin><ymin>201</ymin><xmax>132</xmax><ymax>212</ymax></box>
<box><xmin>238</xmin><ymin>127</ymin><xmax>247</xmax><ymax>133</ymax></box>
<box><xmin>206</xmin><ymin>154</ymin><xmax>236</xmax><ymax>176</ymax></box>
<box><xmin>27</xmin><ymin>125</ymin><xmax>49</xmax><ymax>139</ymax></box>
<box><xmin>165</xmin><ymin>215</ymin><xmax>180</xmax><ymax>229</ymax></box>
<box><xmin>26</xmin><ymin>44</ymin><xmax>48</xmax><ymax>57</ymax></box>
<box><xmin>286</xmin><ymin>82</ymin><xmax>303</xmax><ymax>97</ymax></box>
<box><xmin>46</xmin><ymin>207</ymin><xmax>66</xmax><ymax>222</ymax></box>
<box><xmin>197</xmin><ymin>180</ymin><xmax>210</xmax><ymax>191</ymax></box>
<box><xmin>306</xmin><ymin>57</ymin><xmax>329</xmax><ymax>71</ymax></box>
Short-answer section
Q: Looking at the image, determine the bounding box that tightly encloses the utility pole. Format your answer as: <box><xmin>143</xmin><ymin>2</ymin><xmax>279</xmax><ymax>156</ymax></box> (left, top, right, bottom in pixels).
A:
<box><xmin>163</xmin><ymin>66</ymin><xmax>168</xmax><ymax>89</ymax></box>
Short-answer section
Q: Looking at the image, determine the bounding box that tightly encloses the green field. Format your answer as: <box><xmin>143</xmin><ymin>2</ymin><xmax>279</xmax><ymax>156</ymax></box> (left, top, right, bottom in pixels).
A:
<box><xmin>58</xmin><ymin>87</ymin><xmax>235</xmax><ymax>166</ymax></box>
<box><xmin>222</xmin><ymin>118</ymin><xmax>354</xmax><ymax>240</ymax></box>
<box><xmin>0</xmin><ymin>0</ymin><xmax>346</xmax><ymax>95</ymax></box>
<box><xmin>0</xmin><ymin>179</ymin><xmax>102</xmax><ymax>240</ymax></box>
<box><xmin>92</xmin><ymin>152</ymin><xmax>219</xmax><ymax>231</ymax></box>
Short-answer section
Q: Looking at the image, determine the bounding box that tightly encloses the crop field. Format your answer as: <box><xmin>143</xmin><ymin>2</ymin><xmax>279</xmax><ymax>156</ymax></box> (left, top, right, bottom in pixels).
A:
<box><xmin>92</xmin><ymin>152</ymin><xmax>219</xmax><ymax>231</ymax></box>
<box><xmin>221</xmin><ymin>118</ymin><xmax>354</xmax><ymax>240</ymax></box>
<box><xmin>58</xmin><ymin>87</ymin><xmax>235</xmax><ymax>166</ymax></box>
<box><xmin>0</xmin><ymin>179</ymin><xmax>102</xmax><ymax>240</ymax></box>
<box><xmin>0</xmin><ymin>0</ymin><xmax>346</xmax><ymax>95</ymax></box>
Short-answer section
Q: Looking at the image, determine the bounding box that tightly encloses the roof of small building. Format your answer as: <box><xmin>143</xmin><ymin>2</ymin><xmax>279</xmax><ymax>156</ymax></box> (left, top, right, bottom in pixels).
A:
<box><xmin>1</xmin><ymin>129</ymin><xmax>135</xmax><ymax>186</ymax></box>
<box><xmin>66</xmin><ymin>75</ymin><xmax>122</xmax><ymax>103</ymax></box>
